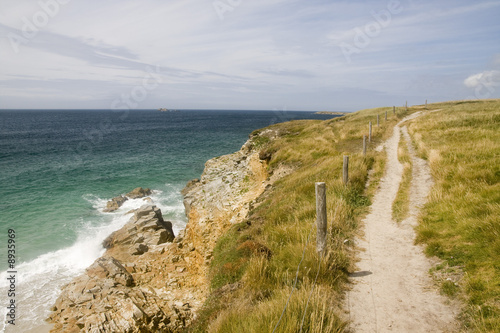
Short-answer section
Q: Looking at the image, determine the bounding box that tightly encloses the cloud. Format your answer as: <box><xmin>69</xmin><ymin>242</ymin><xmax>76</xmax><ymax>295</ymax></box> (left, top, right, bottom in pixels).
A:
<box><xmin>1</xmin><ymin>0</ymin><xmax>500</xmax><ymax>110</ymax></box>
<box><xmin>464</xmin><ymin>71</ymin><xmax>500</xmax><ymax>88</ymax></box>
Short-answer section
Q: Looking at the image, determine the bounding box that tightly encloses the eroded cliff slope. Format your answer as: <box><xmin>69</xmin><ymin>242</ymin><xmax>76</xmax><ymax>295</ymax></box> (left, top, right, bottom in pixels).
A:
<box><xmin>48</xmin><ymin>132</ymin><xmax>275</xmax><ymax>332</ymax></box>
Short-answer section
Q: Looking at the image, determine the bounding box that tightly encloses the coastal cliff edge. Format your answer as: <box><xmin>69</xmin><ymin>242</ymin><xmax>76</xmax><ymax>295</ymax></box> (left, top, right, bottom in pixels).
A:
<box><xmin>47</xmin><ymin>130</ymin><xmax>283</xmax><ymax>332</ymax></box>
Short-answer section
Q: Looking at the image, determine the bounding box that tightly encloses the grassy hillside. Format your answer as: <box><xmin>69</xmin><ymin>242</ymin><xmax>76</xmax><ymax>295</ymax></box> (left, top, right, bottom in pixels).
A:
<box><xmin>409</xmin><ymin>100</ymin><xmax>500</xmax><ymax>332</ymax></box>
<box><xmin>189</xmin><ymin>99</ymin><xmax>499</xmax><ymax>332</ymax></box>
<box><xmin>189</xmin><ymin>106</ymin><xmax>412</xmax><ymax>332</ymax></box>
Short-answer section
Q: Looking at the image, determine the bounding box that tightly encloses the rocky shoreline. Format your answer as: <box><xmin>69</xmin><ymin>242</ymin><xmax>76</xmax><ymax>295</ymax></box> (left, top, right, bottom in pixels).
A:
<box><xmin>47</xmin><ymin>132</ymin><xmax>280</xmax><ymax>332</ymax></box>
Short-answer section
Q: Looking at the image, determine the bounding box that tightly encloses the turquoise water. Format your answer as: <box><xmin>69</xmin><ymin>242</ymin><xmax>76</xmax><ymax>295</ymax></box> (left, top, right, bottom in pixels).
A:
<box><xmin>0</xmin><ymin>109</ymin><xmax>336</xmax><ymax>331</ymax></box>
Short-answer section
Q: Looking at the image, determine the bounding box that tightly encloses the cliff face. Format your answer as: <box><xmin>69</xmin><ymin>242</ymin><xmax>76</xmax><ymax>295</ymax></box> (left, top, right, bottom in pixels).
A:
<box><xmin>48</xmin><ymin>136</ymin><xmax>272</xmax><ymax>332</ymax></box>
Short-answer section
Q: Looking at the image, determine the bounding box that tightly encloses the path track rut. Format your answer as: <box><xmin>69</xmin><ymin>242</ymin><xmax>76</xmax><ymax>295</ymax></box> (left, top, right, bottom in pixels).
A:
<box><xmin>347</xmin><ymin>111</ymin><xmax>459</xmax><ymax>332</ymax></box>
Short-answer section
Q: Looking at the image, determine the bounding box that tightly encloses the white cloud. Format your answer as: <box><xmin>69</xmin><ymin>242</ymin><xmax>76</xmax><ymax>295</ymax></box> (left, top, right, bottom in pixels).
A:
<box><xmin>1</xmin><ymin>0</ymin><xmax>500</xmax><ymax>110</ymax></box>
<box><xmin>464</xmin><ymin>71</ymin><xmax>500</xmax><ymax>88</ymax></box>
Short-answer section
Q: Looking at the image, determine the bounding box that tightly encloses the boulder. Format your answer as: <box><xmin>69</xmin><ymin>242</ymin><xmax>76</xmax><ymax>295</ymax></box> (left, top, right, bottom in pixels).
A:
<box><xmin>126</xmin><ymin>187</ymin><xmax>152</xmax><ymax>199</ymax></box>
<box><xmin>87</xmin><ymin>257</ymin><xmax>134</xmax><ymax>287</ymax></box>
<box><xmin>102</xmin><ymin>205</ymin><xmax>175</xmax><ymax>252</ymax></box>
<box><xmin>103</xmin><ymin>196</ymin><xmax>128</xmax><ymax>212</ymax></box>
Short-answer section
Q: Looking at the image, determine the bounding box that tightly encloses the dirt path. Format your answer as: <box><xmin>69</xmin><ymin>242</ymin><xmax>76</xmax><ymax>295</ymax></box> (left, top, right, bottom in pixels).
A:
<box><xmin>346</xmin><ymin>111</ymin><xmax>459</xmax><ymax>332</ymax></box>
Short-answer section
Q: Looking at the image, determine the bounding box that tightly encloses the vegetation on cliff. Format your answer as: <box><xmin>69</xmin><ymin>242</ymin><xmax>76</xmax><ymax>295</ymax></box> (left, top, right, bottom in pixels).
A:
<box><xmin>191</xmin><ymin>99</ymin><xmax>499</xmax><ymax>332</ymax></box>
<box><xmin>47</xmin><ymin>100</ymin><xmax>498</xmax><ymax>332</ymax></box>
<box><xmin>190</xmin><ymin>106</ymin><xmax>414</xmax><ymax>332</ymax></box>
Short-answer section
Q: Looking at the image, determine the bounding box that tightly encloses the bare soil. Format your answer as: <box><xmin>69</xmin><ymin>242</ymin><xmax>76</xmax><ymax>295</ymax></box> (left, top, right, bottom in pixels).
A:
<box><xmin>346</xmin><ymin>111</ymin><xmax>460</xmax><ymax>332</ymax></box>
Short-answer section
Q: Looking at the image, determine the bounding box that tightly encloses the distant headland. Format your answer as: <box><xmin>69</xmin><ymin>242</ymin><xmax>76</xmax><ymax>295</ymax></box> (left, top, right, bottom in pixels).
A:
<box><xmin>314</xmin><ymin>111</ymin><xmax>346</xmax><ymax>115</ymax></box>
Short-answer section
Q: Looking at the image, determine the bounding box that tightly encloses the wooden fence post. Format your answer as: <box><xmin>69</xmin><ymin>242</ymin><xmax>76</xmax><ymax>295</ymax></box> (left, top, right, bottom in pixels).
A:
<box><xmin>369</xmin><ymin>121</ymin><xmax>372</xmax><ymax>143</ymax></box>
<box><xmin>316</xmin><ymin>182</ymin><xmax>327</xmax><ymax>254</ymax></box>
<box><xmin>343</xmin><ymin>155</ymin><xmax>349</xmax><ymax>184</ymax></box>
<box><xmin>377</xmin><ymin>114</ymin><xmax>380</xmax><ymax>127</ymax></box>
<box><xmin>405</xmin><ymin>101</ymin><xmax>408</xmax><ymax>112</ymax></box>
<box><xmin>393</xmin><ymin>106</ymin><xmax>396</xmax><ymax>115</ymax></box>
<box><xmin>363</xmin><ymin>135</ymin><xmax>367</xmax><ymax>157</ymax></box>
<box><xmin>425</xmin><ymin>100</ymin><xmax>428</xmax><ymax>109</ymax></box>
<box><xmin>385</xmin><ymin>110</ymin><xmax>387</xmax><ymax>121</ymax></box>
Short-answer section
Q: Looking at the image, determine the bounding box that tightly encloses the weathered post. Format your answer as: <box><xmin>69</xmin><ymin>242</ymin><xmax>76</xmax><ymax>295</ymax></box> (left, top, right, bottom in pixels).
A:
<box><xmin>405</xmin><ymin>101</ymin><xmax>408</xmax><ymax>112</ymax></box>
<box><xmin>385</xmin><ymin>110</ymin><xmax>387</xmax><ymax>121</ymax></box>
<box><xmin>343</xmin><ymin>155</ymin><xmax>349</xmax><ymax>185</ymax></box>
<box><xmin>393</xmin><ymin>106</ymin><xmax>396</xmax><ymax>115</ymax></box>
<box><xmin>369</xmin><ymin>121</ymin><xmax>372</xmax><ymax>143</ymax></box>
<box><xmin>377</xmin><ymin>114</ymin><xmax>380</xmax><ymax>127</ymax></box>
<box><xmin>363</xmin><ymin>135</ymin><xmax>367</xmax><ymax>157</ymax></box>
<box><xmin>425</xmin><ymin>99</ymin><xmax>428</xmax><ymax>109</ymax></box>
<box><xmin>316</xmin><ymin>182</ymin><xmax>327</xmax><ymax>254</ymax></box>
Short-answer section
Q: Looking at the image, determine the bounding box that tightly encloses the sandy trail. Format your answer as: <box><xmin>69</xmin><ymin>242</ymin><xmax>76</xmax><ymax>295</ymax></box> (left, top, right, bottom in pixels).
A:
<box><xmin>347</xmin><ymin>111</ymin><xmax>459</xmax><ymax>332</ymax></box>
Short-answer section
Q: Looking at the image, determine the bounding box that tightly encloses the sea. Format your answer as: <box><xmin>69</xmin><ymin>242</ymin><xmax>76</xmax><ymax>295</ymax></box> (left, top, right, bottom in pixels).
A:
<box><xmin>0</xmin><ymin>109</ymin><xmax>336</xmax><ymax>332</ymax></box>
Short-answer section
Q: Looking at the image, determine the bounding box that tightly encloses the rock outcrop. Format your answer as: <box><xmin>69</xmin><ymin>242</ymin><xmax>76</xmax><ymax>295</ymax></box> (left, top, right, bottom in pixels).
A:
<box><xmin>48</xmin><ymin>205</ymin><xmax>186</xmax><ymax>332</ymax></box>
<box><xmin>102</xmin><ymin>205</ymin><xmax>175</xmax><ymax>257</ymax></box>
<box><xmin>48</xmin><ymin>131</ymin><xmax>286</xmax><ymax>332</ymax></box>
<box><xmin>103</xmin><ymin>187</ymin><xmax>152</xmax><ymax>212</ymax></box>
<box><xmin>126</xmin><ymin>187</ymin><xmax>152</xmax><ymax>199</ymax></box>
<box><xmin>103</xmin><ymin>195</ymin><xmax>128</xmax><ymax>212</ymax></box>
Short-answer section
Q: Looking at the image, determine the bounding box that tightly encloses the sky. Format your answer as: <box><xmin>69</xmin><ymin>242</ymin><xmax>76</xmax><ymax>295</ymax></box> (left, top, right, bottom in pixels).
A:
<box><xmin>0</xmin><ymin>0</ymin><xmax>499</xmax><ymax>111</ymax></box>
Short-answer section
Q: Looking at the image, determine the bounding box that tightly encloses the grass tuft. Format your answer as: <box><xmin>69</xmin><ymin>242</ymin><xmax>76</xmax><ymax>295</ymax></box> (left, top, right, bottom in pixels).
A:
<box><xmin>409</xmin><ymin>99</ymin><xmax>500</xmax><ymax>331</ymax></box>
<box><xmin>392</xmin><ymin>133</ymin><xmax>412</xmax><ymax>222</ymax></box>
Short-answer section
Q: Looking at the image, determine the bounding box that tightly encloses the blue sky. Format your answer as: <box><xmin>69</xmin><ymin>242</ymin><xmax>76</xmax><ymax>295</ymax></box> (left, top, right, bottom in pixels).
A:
<box><xmin>1</xmin><ymin>0</ymin><xmax>499</xmax><ymax>111</ymax></box>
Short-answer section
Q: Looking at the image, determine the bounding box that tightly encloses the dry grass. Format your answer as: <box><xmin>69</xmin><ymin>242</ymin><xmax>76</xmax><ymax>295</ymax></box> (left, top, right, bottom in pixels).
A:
<box><xmin>409</xmin><ymin>99</ymin><xmax>500</xmax><ymax>332</ymax></box>
<box><xmin>188</xmin><ymin>106</ymin><xmax>416</xmax><ymax>332</ymax></box>
<box><xmin>392</xmin><ymin>133</ymin><xmax>412</xmax><ymax>222</ymax></box>
<box><xmin>187</xmin><ymin>100</ymin><xmax>500</xmax><ymax>332</ymax></box>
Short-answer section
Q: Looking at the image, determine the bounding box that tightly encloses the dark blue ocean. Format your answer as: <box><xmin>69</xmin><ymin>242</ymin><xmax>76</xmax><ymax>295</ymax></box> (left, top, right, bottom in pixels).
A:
<box><xmin>0</xmin><ymin>109</ymin><xmax>336</xmax><ymax>331</ymax></box>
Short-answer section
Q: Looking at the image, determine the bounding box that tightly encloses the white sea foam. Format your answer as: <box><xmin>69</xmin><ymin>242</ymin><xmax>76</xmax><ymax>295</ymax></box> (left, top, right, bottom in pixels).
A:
<box><xmin>0</xmin><ymin>186</ymin><xmax>187</xmax><ymax>332</ymax></box>
<box><xmin>82</xmin><ymin>193</ymin><xmax>108</xmax><ymax>211</ymax></box>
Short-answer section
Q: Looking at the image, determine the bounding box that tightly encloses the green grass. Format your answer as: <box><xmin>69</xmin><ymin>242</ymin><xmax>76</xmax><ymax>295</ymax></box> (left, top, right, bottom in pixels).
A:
<box><xmin>189</xmin><ymin>106</ymin><xmax>415</xmax><ymax>332</ymax></box>
<box><xmin>409</xmin><ymin>99</ymin><xmax>500</xmax><ymax>332</ymax></box>
<box><xmin>392</xmin><ymin>133</ymin><xmax>412</xmax><ymax>222</ymax></box>
<box><xmin>187</xmin><ymin>100</ymin><xmax>500</xmax><ymax>332</ymax></box>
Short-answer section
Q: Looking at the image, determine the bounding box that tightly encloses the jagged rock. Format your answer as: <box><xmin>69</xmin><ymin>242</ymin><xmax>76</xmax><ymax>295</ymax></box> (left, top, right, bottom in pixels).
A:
<box><xmin>182</xmin><ymin>195</ymin><xmax>195</xmax><ymax>217</ymax></box>
<box><xmin>181</xmin><ymin>179</ymin><xmax>200</xmax><ymax>196</ymax></box>
<box><xmin>126</xmin><ymin>187</ymin><xmax>152</xmax><ymax>199</ymax></box>
<box><xmin>87</xmin><ymin>257</ymin><xmax>134</xmax><ymax>287</ymax></box>
<box><xmin>103</xmin><ymin>196</ymin><xmax>128</xmax><ymax>212</ymax></box>
<box><xmin>103</xmin><ymin>205</ymin><xmax>175</xmax><ymax>252</ymax></box>
<box><xmin>132</xmin><ymin>244</ymin><xmax>149</xmax><ymax>255</ymax></box>
<box><xmin>182</xmin><ymin>179</ymin><xmax>200</xmax><ymax>215</ymax></box>
<box><xmin>48</xmin><ymin>259</ymin><xmax>191</xmax><ymax>332</ymax></box>
<box><xmin>48</xmin><ymin>207</ymin><xmax>188</xmax><ymax>332</ymax></box>
<box><xmin>49</xmin><ymin>133</ymin><xmax>283</xmax><ymax>333</ymax></box>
